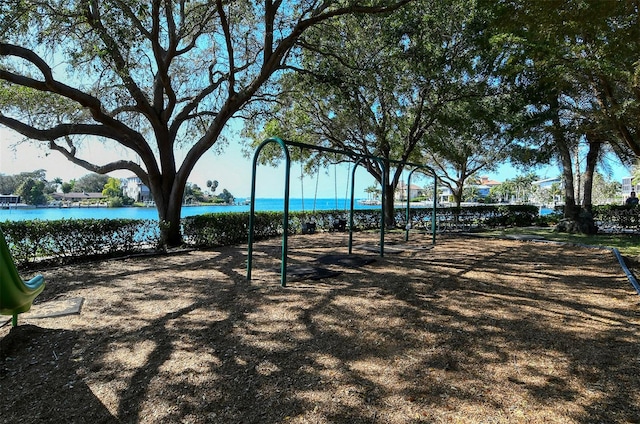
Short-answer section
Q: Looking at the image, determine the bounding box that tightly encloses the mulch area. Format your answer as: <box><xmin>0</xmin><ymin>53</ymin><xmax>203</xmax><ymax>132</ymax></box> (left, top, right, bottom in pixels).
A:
<box><xmin>1</xmin><ymin>232</ymin><xmax>639</xmax><ymax>423</ymax></box>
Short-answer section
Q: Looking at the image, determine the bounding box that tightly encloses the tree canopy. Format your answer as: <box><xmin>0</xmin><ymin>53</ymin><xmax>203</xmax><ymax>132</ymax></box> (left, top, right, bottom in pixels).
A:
<box><xmin>2</xmin><ymin>0</ymin><xmax>638</xmax><ymax>235</ymax></box>
<box><xmin>0</xmin><ymin>0</ymin><xmax>409</xmax><ymax>246</ymax></box>
<box><xmin>246</xmin><ymin>0</ymin><xmax>509</xmax><ymax>222</ymax></box>
<box><xmin>486</xmin><ymin>0</ymin><xmax>640</xmax><ymax>218</ymax></box>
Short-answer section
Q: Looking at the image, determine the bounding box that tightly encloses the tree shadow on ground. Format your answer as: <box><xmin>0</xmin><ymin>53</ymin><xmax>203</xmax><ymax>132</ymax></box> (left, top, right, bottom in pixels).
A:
<box><xmin>1</xmin><ymin>234</ymin><xmax>639</xmax><ymax>423</ymax></box>
<box><xmin>0</xmin><ymin>325</ymin><xmax>118</xmax><ymax>423</ymax></box>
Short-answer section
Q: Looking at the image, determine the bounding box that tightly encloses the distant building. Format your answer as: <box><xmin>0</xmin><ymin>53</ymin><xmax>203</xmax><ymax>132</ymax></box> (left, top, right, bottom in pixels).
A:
<box><xmin>439</xmin><ymin>186</ymin><xmax>454</xmax><ymax>204</ymax></box>
<box><xmin>531</xmin><ymin>177</ymin><xmax>563</xmax><ymax>205</ymax></box>
<box><xmin>622</xmin><ymin>176</ymin><xmax>640</xmax><ymax>200</ymax></box>
<box><xmin>123</xmin><ymin>176</ymin><xmax>152</xmax><ymax>202</ymax></box>
<box><xmin>394</xmin><ymin>181</ymin><xmax>424</xmax><ymax>201</ymax></box>
<box><xmin>477</xmin><ymin>176</ymin><xmax>501</xmax><ymax>197</ymax></box>
<box><xmin>0</xmin><ymin>194</ymin><xmax>20</xmax><ymax>206</ymax></box>
<box><xmin>532</xmin><ymin>177</ymin><xmax>562</xmax><ymax>189</ymax></box>
<box><xmin>51</xmin><ymin>192</ymin><xmax>106</xmax><ymax>202</ymax></box>
<box><xmin>437</xmin><ymin>176</ymin><xmax>502</xmax><ymax>204</ymax></box>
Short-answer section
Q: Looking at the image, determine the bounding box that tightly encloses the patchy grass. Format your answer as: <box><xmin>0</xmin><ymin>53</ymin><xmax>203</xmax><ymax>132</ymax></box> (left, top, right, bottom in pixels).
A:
<box><xmin>480</xmin><ymin>227</ymin><xmax>640</xmax><ymax>257</ymax></box>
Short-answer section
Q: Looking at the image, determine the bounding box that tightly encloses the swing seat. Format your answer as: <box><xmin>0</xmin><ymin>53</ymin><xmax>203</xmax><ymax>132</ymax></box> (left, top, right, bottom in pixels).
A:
<box><xmin>301</xmin><ymin>222</ymin><xmax>316</xmax><ymax>234</ymax></box>
<box><xmin>332</xmin><ymin>219</ymin><xmax>347</xmax><ymax>232</ymax></box>
<box><xmin>0</xmin><ymin>228</ymin><xmax>45</xmax><ymax>326</ymax></box>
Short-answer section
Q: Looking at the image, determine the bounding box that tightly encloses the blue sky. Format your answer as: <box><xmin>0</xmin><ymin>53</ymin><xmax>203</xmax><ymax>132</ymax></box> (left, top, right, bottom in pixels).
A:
<box><xmin>0</xmin><ymin>126</ymin><xmax>631</xmax><ymax>199</ymax></box>
<box><xmin>0</xmin><ymin>126</ymin><xmax>374</xmax><ymax>198</ymax></box>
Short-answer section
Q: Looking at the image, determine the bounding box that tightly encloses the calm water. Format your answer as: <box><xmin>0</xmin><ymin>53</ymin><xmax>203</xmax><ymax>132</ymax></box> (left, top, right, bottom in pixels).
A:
<box><xmin>0</xmin><ymin>198</ymin><xmax>378</xmax><ymax>222</ymax></box>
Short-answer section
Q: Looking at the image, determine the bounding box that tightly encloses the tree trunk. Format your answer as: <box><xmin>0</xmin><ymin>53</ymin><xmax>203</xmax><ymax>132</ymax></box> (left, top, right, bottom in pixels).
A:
<box><xmin>550</xmin><ymin>95</ymin><xmax>578</xmax><ymax>220</ymax></box>
<box><xmin>159</xmin><ymin>198</ymin><xmax>184</xmax><ymax>248</ymax></box>
<box><xmin>583</xmin><ymin>133</ymin><xmax>602</xmax><ymax>214</ymax></box>
<box><xmin>383</xmin><ymin>182</ymin><xmax>396</xmax><ymax>228</ymax></box>
<box><xmin>558</xmin><ymin>143</ymin><xmax>578</xmax><ymax>220</ymax></box>
<box><xmin>453</xmin><ymin>189</ymin><xmax>462</xmax><ymax>208</ymax></box>
<box><xmin>150</xmin><ymin>173</ymin><xmax>186</xmax><ymax>248</ymax></box>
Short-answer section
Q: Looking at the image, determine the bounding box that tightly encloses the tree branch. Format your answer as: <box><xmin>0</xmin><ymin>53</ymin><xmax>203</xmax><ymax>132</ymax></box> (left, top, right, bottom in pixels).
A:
<box><xmin>49</xmin><ymin>139</ymin><xmax>148</xmax><ymax>182</ymax></box>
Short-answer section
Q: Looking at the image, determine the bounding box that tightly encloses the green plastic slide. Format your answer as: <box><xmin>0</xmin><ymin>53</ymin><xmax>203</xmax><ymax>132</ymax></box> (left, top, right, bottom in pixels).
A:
<box><xmin>0</xmin><ymin>228</ymin><xmax>45</xmax><ymax>326</ymax></box>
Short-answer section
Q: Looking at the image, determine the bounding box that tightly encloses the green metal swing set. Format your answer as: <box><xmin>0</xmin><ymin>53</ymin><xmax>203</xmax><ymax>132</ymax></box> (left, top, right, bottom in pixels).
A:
<box><xmin>246</xmin><ymin>137</ymin><xmax>438</xmax><ymax>287</ymax></box>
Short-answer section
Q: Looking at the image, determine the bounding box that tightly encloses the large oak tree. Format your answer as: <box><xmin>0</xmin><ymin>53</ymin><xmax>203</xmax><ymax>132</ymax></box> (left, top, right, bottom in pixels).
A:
<box><xmin>0</xmin><ymin>0</ymin><xmax>408</xmax><ymax>246</ymax></box>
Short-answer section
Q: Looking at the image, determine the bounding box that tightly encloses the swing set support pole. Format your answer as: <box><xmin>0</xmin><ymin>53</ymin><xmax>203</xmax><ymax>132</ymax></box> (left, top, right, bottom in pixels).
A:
<box><xmin>348</xmin><ymin>159</ymin><xmax>363</xmax><ymax>255</ymax></box>
<box><xmin>247</xmin><ymin>137</ymin><xmax>291</xmax><ymax>287</ymax></box>
<box><xmin>431</xmin><ymin>175</ymin><xmax>437</xmax><ymax>245</ymax></box>
<box><xmin>349</xmin><ymin>157</ymin><xmax>386</xmax><ymax>256</ymax></box>
<box><xmin>405</xmin><ymin>166</ymin><xmax>437</xmax><ymax>244</ymax></box>
<box><xmin>405</xmin><ymin>169</ymin><xmax>414</xmax><ymax>242</ymax></box>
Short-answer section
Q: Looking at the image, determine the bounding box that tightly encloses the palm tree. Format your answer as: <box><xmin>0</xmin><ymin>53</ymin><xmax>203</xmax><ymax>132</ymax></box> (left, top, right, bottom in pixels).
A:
<box><xmin>364</xmin><ymin>185</ymin><xmax>381</xmax><ymax>201</ymax></box>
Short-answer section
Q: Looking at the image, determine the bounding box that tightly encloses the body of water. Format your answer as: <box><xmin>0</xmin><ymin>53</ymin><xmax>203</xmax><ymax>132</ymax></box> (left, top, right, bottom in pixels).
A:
<box><xmin>0</xmin><ymin>198</ymin><xmax>379</xmax><ymax>222</ymax></box>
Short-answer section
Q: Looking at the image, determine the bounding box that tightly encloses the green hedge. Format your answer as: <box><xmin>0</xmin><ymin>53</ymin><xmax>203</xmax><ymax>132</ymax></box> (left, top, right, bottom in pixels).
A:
<box><xmin>1</xmin><ymin>204</ymin><xmax>604</xmax><ymax>268</ymax></box>
<box><xmin>181</xmin><ymin>210</ymin><xmax>380</xmax><ymax>247</ymax></box>
<box><xmin>592</xmin><ymin>205</ymin><xmax>640</xmax><ymax>231</ymax></box>
<box><xmin>1</xmin><ymin>219</ymin><xmax>159</xmax><ymax>268</ymax></box>
<box><xmin>395</xmin><ymin>204</ymin><xmax>540</xmax><ymax>230</ymax></box>
<box><xmin>182</xmin><ymin>212</ymin><xmax>282</xmax><ymax>247</ymax></box>
<box><xmin>181</xmin><ymin>205</ymin><xmax>540</xmax><ymax>248</ymax></box>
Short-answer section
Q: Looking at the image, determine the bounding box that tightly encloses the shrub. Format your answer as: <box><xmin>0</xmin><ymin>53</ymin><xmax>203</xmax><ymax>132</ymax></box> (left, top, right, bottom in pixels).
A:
<box><xmin>1</xmin><ymin>204</ymin><xmax>553</xmax><ymax>268</ymax></box>
<box><xmin>1</xmin><ymin>219</ymin><xmax>160</xmax><ymax>268</ymax></box>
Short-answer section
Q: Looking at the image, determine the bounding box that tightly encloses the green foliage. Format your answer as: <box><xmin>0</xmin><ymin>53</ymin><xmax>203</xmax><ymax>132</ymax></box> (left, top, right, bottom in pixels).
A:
<box><xmin>533</xmin><ymin>212</ymin><xmax>562</xmax><ymax>228</ymax></box>
<box><xmin>102</xmin><ymin>177</ymin><xmax>122</xmax><ymax>198</ymax></box>
<box><xmin>182</xmin><ymin>213</ymin><xmax>252</xmax><ymax>247</ymax></box>
<box><xmin>216</xmin><ymin>189</ymin><xmax>234</xmax><ymax>204</ymax></box>
<box><xmin>487</xmin><ymin>0</ymin><xmax>640</xmax><ymax>167</ymax></box>
<box><xmin>591</xmin><ymin>172</ymin><xmax>621</xmax><ymax>205</ymax></box>
<box><xmin>16</xmin><ymin>178</ymin><xmax>47</xmax><ymax>205</ymax></box>
<box><xmin>101</xmin><ymin>177</ymin><xmax>133</xmax><ymax>207</ymax></box>
<box><xmin>206</xmin><ymin>180</ymin><xmax>219</xmax><ymax>193</ymax></box>
<box><xmin>13</xmin><ymin>203</ymin><xmax>638</xmax><ymax>268</ymax></box>
<box><xmin>0</xmin><ymin>170</ymin><xmax>47</xmax><ymax>196</ymax></box>
<box><xmin>1</xmin><ymin>0</ymin><xmax>409</xmax><ymax>247</ymax></box>
<box><xmin>592</xmin><ymin>205</ymin><xmax>640</xmax><ymax>231</ymax></box>
<box><xmin>185</xmin><ymin>205</ymin><xmax>544</xmax><ymax>249</ymax></box>
<box><xmin>0</xmin><ymin>174</ymin><xmax>17</xmax><ymax>195</ymax></box>
<box><xmin>489</xmin><ymin>173</ymin><xmax>542</xmax><ymax>203</ymax></box>
<box><xmin>462</xmin><ymin>186</ymin><xmax>480</xmax><ymax>202</ymax></box>
<box><xmin>75</xmin><ymin>173</ymin><xmax>110</xmax><ymax>193</ymax></box>
<box><xmin>184</xmin><ymin>183</ymin><xmax>206</xmax><ymax>204</ymax></box>
<box><xmin>0</xmin><ymin>219</ymin><xmax>160</xmax><ymax>268</ymax></box>
<box><xmin>61</xmin><ymin>181</ymin><xmax>74</xmax><ymax>193</ymax></box>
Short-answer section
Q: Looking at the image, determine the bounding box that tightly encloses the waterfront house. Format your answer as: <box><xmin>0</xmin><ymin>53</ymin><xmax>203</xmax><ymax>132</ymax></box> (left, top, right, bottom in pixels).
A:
<box><xmin>0</xmin><ymin>194</ymin><xmax>20</xmax><ymax>207</ymax></box>
<box><xmin>123</xmin><ymin>176</ymin><xmax>152</xmax><ymax>202</ymax></box>
<box><xmin>438</xmin><ymin>176</ymin><xmax>502</xmax><ymax>204</ymax></box>
<box><xmin>477</xmin><ymin>176</ymin><xmax>501</xmax><ymax>197</ymax></box>
<box><xmin>622</xmin><ymin>176</ymin><xmax>640</xmax><ymax>202</ymax></box>
<box><xmin>394</xmin><ymin>181</ymin><xmax>424</xmax><ymax>201</ymax></box>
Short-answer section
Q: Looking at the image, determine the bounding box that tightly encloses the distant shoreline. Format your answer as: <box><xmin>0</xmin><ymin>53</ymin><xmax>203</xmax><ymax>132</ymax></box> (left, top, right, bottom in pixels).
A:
<box><xmin>0</xmin><ymin>198</ymin><xmax>379</xmax><ymax>222</ymax></box>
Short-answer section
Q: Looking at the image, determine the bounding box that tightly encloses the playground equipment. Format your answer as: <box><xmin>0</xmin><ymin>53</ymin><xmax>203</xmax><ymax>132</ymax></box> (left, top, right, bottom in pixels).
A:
<box><xmin>299</xmin><ymin>153</ymin><xmax>319</xmax><ymax>235</ymax></box>
<box><xmin>247</xmin><ymin>137</ymin><xmax>438</xmax><ymax>287</ymax></box>
<box><xmin>405</xmin><ymin>166</ymin><xmax>438</xmax><ymax>243</ymax></box>
<box><xmin>0</xmin><ymin>228</ymin><xmax>45</xmax><ymax>326</ymax></box>
<box><xmin>247</xmin><ymin>137</ymin><xmax>387</xmax><ymax>286</ymax></box>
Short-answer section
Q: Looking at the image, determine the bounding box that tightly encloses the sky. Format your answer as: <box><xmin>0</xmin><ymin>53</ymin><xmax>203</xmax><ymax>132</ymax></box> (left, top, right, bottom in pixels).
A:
<box><xmin>0</xmin><ymin>126</ymin><xmax>377</xmax><ymax>199</ymax></box>
<box><xmin>0</xmin><ymin>125</ymin><xmax>632</xmax><ymax>199</ymax></box>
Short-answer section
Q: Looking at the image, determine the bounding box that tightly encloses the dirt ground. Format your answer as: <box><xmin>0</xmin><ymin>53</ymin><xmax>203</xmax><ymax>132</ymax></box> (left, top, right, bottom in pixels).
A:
<box><xmin>1</xmin><ymin>232</ymin><xmax>639</xmax><ymax>424</ymax></box>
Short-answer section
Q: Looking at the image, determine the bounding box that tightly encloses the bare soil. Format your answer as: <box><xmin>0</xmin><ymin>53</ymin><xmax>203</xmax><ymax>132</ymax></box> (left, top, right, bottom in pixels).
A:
<box><xmin>1</xmin><ymin>233</ymin><xmax>639</xmax><ymax>423</ymax></box>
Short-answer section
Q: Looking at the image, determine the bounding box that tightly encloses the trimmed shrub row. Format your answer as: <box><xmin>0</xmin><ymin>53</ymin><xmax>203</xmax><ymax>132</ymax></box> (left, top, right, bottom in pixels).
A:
<box><xmin>1</xmin><ymin>219</ymin><xmax>159</xmax><ymax>268</ymax></box>
<box><xmin>592</xmin><ymin>205</ymin><xmax>640</xmax><ymax>231</ymax></box>
<box><xmin>4</xmin><ymin>204</ymin><xmax>639</xmax><ymax>268</ymax></box>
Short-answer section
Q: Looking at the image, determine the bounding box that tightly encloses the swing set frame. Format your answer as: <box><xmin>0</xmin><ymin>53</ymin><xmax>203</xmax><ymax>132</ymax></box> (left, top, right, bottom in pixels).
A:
<box><xmin>246</xmin><ymin>137</ymin><xmax>438</xmax><ymax>286</ymax></box>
